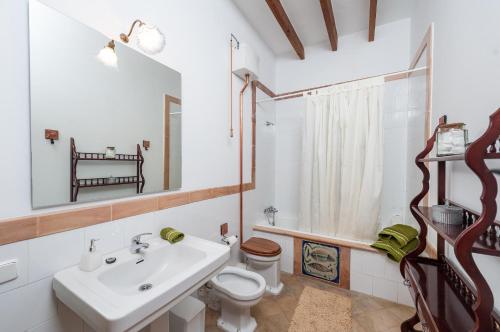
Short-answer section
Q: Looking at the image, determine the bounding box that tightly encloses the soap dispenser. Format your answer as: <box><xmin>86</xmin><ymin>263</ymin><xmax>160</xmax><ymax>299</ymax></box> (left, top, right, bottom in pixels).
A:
<box><xmin>79</xmin><ymin>238</ymin><xmax>103</xmax><ymax>272</ymax></box>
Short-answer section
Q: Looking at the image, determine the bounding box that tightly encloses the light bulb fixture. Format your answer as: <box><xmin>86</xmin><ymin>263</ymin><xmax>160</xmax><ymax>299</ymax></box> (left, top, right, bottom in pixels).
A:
<box><xmin>97</xmin><ymin>40</ymin><xmax>118</xmax><ymax>68</ymax></box>
<box><xmin>119</xmin><ymin>19</ymin><xmax>165</xmax><ymax>55</ymax></box>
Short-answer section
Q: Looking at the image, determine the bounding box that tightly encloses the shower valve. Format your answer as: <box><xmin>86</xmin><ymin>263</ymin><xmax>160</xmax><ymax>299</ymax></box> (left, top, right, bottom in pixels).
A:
<box><xmin>264</xmin><ymin>206</ymin><xmax>278</xmax><ymax>214</ymax></box>
<box><xmin>264</xmin><ymin>206</ymin><xmax>278</xmax><ymax>226</ymax></box>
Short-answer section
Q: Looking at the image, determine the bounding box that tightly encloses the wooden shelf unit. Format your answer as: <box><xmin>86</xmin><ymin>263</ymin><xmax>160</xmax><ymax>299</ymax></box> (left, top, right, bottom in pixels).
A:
<box><xmin>400</xmin><ymin>110</ymin><xmax>500</xmax><ymax>332</ymax></box>
<box><xmin>412</xmin><ymin>206</ymin><xmax>500</xmax><ymax>256</ymax></box>
<box><xmin>70</xmin><ymin>138</ymin><xmax>145</xmax><ymax>202</ymax></box>
<box><xmin>76</xmin><ymin>176</ymin><xmax>140</xmax><ymax>188</ymax></box>
<box><xmin>405</xmin><ymin>257</ymin><xmax>476</xmax><ymax>332</ymax></box>
<box><xmin>75</xmin><ymin>152</ymin><xmax>140</xmax><ymax>161</ymax></box>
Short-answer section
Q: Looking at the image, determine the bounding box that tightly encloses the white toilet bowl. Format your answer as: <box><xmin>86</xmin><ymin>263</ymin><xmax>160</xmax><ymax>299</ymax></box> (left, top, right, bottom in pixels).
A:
<box><xmin>211</xmin><ymin>266</ymin><xmax>266</xmax><ymax>332</ymax></box>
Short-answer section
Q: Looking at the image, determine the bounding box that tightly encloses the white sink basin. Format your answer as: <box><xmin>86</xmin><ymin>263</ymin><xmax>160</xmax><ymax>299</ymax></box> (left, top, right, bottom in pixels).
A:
<box><xmin>53</xmin><ymin>235</ymin><xmax>229</xmax><ymax>332</ymax></box>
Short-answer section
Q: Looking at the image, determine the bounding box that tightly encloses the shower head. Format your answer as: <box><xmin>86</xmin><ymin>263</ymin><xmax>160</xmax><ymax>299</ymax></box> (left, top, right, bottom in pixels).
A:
<box><xmin>265</xmin><ymin>121</ymin><xmax>275</xmax><ymax>126</ymax></box>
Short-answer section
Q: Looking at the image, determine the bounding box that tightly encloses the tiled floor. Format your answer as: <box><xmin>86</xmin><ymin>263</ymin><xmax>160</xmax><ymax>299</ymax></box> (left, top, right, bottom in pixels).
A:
<box><xmin>205</xmin><ymin>272</ymin><xmax>415</xmax><ymax>332</ymax></box>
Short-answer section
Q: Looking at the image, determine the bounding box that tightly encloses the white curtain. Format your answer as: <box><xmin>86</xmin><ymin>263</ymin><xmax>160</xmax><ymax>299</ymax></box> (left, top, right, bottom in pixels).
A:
<box><xmin>298</xmin><ymin>77</ymin><xmax>384</xmax><ymax>242</ymax></box>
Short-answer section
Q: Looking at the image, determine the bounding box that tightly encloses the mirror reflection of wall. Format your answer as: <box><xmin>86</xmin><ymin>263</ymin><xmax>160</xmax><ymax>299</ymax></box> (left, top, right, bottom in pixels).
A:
<box><xmin>29</xmin><ymin>1</ymin><xmax>182</xmax><ymax>208</ymax></box>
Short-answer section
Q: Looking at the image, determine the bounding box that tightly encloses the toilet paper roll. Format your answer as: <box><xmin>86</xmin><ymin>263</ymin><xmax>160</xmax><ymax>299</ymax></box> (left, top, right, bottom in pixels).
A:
<box><xmin>222</xmin><ymin>235</ymin><xmax>238</xmax><ymax>246</ymax></box>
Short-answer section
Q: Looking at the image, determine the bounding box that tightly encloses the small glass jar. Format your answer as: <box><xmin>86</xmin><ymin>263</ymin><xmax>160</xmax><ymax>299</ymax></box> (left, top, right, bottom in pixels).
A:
<box><xmin>105</xmin><ymin>147</ymin><xmax>116</xmax><ymax>159</ymax></box>
<box><xmin>437</xmin><ymin>123</ymin><xmax>468</xmax><ymax>156</ymax></box>
<box><xmin>105</xmin><ymin>176</ymin><xmax>114</xmax><ymax>184</ymax></box>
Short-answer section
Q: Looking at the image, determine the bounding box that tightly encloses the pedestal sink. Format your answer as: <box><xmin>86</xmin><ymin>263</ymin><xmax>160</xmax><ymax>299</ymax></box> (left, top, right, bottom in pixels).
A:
<box><xmin>53</xmin><ymin>235</ymin><xmax>229</xmax><ymax>332</ymax></box>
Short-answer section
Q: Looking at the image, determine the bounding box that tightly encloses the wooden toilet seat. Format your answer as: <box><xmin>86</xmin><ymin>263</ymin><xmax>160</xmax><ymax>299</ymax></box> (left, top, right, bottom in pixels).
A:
<box><xmin>241</xmin><ymin>237</ymin><xmax>281</xmax><ymax>257</ymax></box>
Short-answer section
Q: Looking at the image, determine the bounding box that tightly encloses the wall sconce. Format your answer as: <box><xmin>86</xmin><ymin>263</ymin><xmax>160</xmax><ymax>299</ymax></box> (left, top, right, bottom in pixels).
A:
<box><xmin>45</xmin><ymin>129</ymin><xmax>59</xmax><ymax>144</ymax></box>
<box><xmin>97</xmin><ymin>20</ymin><xmax>165</xmax><ymax>67</ymax></box>
<box><xmin>143</xmin><ymin>140</ymin><xmax>150</xmax><ymax>151</ymax></box>
<box><xmin>120</xmin><ymin>19</ymin><xmax>165</xmax><ymax>55</ymax></box>
<box><xmin>97</xmin><ymin>40</ymin><xmax>118</xmax><ymax>68</ymax></box>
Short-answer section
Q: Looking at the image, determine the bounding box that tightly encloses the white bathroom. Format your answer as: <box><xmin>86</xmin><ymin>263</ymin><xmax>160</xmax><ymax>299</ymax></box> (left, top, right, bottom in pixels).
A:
<box><xmin>0</xmin><ymin>1</ymin><xmax>499</xmax><ymax>332</ymax></box>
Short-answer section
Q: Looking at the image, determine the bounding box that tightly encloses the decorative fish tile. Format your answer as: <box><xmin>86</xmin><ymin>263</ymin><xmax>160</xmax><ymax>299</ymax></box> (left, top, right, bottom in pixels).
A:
<box><xmin>302</xmin><ymin>240</ymin><xmax>340</xmax><ymax>284</ymax></box>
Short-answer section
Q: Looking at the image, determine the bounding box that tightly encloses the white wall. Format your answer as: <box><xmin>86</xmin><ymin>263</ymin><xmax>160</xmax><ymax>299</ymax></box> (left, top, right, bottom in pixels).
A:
<box><xmin>409</xmin><ymin>0</ymin><xmax>500</xmax><ymax>312</ymax></box>
<box><xmin>0</xmin><ymin>0</ymin><xmax>275</xmax><ymax>330</ymax></box>
<box><xmin>273</xmin><ymin>19</ymin><xmax>412</xmax><ymax>232</ymax></box>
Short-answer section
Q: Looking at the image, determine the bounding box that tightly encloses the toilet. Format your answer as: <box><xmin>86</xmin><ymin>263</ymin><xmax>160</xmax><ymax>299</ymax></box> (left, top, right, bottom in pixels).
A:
<box><xmin>241</xmin><ymin>237</ymin><xmax>284</xmax><ymax>295</ymax></box>
<box><xmin>210</xmin><ymin>238</ymin><xmax>266</xmax><ymax>332</ymax></box>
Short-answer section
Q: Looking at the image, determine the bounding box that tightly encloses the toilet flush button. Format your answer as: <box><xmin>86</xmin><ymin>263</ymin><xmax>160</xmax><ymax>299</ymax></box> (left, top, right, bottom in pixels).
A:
<box><xmin>0</xmin><ymin>259</ymin><xmax>18</xmax><ymax>284</ymax></box>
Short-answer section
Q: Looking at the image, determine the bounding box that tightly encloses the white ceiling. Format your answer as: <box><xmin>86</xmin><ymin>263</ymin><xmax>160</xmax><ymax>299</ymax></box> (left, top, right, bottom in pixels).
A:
<box><xmin>231</xmin><ymin>0</ymin><xmax>413</xmax><ymax>55</ymax></box>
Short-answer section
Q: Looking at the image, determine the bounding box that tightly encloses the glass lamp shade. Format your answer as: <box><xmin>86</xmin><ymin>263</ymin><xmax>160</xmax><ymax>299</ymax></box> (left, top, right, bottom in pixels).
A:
<box><xmin>97</xmin><ymin>45</ymin><xmax>118</xmax><ymax>68</ymax></box>
<box><xmin>136</xmin><ymin>25</ymin><xmax>165</xmax><ymax>54</ymax></box>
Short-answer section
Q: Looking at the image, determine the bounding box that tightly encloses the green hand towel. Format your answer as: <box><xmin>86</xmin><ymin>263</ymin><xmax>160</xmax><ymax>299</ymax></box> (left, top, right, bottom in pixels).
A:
<box><xmin>378</xmin><ymin>224</ymin><xmax>418</xmax><ymax>247</ymax></box>
<box><xmin>371</xmin><ymin>237</ymin><xmax>419</xmax><ymax>262</ymax></box>
<box><xmin>160</xmin><ymin>227</ymin><xmax>184</xmax><ymax>244</ymax></box>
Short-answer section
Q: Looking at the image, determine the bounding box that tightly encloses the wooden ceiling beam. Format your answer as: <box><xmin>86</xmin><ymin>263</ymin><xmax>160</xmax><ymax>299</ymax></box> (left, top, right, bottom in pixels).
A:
<box><xmin>319</xmin><ymin>0</ymin><xmax>338</xmax><ymax>51</ymax></box>
<box><xmin>265</xmin><ymin>0</ymin><xmax>305</xmax><ymax>59</ymax></box>
<box><xmin>319</xmin><ymin>0</ymin><xmax>339</xmax><ymax>51</ymax></box>
<box><xmin>368</xmin><ymin>0</ymin><xmax>377</xmax><ymax>42</ymax></box>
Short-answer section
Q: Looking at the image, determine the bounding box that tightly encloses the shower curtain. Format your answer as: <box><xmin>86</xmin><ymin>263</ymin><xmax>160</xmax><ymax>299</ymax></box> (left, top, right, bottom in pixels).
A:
<box><xmin>298</xmin><ymin>77</ymin><xmax>384</xmax><ymax>242</ymax></box>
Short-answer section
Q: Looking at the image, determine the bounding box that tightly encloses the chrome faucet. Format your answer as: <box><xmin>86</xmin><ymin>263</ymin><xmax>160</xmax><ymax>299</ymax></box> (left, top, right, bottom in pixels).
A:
<box><xmin>130</xmin><ymin>233</ymin><xmax>152</xmax><ymax>254</ymax></box>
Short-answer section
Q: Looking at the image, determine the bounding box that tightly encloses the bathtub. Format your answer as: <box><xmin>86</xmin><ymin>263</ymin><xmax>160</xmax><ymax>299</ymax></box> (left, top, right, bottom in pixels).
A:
<box><xmin>254</xmin><ymin>218</ymin><xmax>376</xmax><ymax>253</ymax></box>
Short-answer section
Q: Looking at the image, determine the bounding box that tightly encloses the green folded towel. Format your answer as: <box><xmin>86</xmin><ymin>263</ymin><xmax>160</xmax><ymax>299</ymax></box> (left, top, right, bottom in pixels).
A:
<box><xmin>378</xmin><ymin>224</ymin><xmax>418</xmax><ymax>247</ymax></box>
<box><xmin>371</xmin><ymin>237</ymin><xmax>418</xmax><ymax>262</ymax></box>
<box><xmin>160</xmin><ymin>227</ymin><xmax>184</xmax><ymax>244</ymax></box>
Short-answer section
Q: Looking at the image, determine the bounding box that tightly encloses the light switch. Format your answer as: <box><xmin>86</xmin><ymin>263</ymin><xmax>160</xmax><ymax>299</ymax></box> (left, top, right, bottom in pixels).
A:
<box><xmin>0</xmin><ymin>259</ymin><xmax>18</xmax><ymax>284</ymax></box>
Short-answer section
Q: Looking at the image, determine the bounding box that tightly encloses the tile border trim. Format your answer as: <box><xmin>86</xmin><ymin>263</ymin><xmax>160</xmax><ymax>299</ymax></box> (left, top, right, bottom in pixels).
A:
<box><xmin>0</xmin><ymin>182</ymin><xmax>255</xmax><ymax>246</ymax></box>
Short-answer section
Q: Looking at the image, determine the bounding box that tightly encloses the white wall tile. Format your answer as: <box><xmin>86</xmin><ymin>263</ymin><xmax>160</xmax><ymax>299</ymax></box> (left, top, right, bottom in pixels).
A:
<box><xmin>84</xmin><ymin>221</ymin><xmax>124</xmax><ymax>255</ymax></box>
<box><xmin>350</xmin><ymin>271</ymin><xmax>373</xmax><ymax>296</ymax></box>
<box><xmin>373</xmin><ymin>277</ymin><xmax>399</xmax><ymax>302</ymax></box>
<box><xmin>26</xmin><ymin>306</ymin><xmax>84</xmax><ymax>332</ymax></box>
<box><xmin>27</xmin><ymin>319</ymin><xmax>63</xmax><ymax>332</ymax></box>
<box><xmin>280</xmin><ymin>251</ymin><xmax>294</xmax><ymax>274</ymax></box>
<box><xmin>362</xmin><ymin>251</ymin><xmax>386</xmax><ymax>278</ymax></box>
<box><xmin>383</xmin><ymin>256</ymin><xmax>404</xmax><ymax>282</ymax></box>
<box><xmin>353</xmin><ymin>250</ymin><xmax>386</xmax><ymax>278</ymax></box>
<box><xmin>28</xmin><ymin>229</ymin><xmax>84</xmax><ymax>282</ymax></box>
<box><xmin>121</xmin><ymin>213</ymin><xmax>161</xmax><ymax>245</ymax></box>
<box><xmin>25</xmin><ymin>277</ymin><xmax>59</xmax><ymax>328</ymax></box>
<box><xmin>0</xmin><ymin>276</ymin><xmax>58</xmax><ymax>332</ymax></box>
<box><xmin>0</xmin><ymin>284</ymin><xmax>30</xmax><ymax>331</ymax></box>
<box><xmin>397</xmin><ymin>282</ymin><xmax>414</xmax><ymax>307</ymax></box>
<box><xmin>350</xmin><ymin>249</ymin><xmax>365</xmax><ymax>273</ymax></box>
<box><xmin>0</xmin><ymin>240</ymin><xmax>29</xmax><ymax>294</ymax></box>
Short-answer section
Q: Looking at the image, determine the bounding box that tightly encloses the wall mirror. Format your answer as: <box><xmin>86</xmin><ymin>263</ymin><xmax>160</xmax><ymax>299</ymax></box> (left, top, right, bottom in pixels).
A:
<box><xmin>29</xmin><ymin>1</ymin><xmax>182</xmax><ymax>208</ymax></box>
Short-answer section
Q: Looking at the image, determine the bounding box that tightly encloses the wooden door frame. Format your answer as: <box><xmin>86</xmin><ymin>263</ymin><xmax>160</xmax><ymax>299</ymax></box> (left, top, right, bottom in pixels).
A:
<box><xmin>164</xmin><ymin>95</ymin><xmax>181</xmax><ymax>191</ymax></box>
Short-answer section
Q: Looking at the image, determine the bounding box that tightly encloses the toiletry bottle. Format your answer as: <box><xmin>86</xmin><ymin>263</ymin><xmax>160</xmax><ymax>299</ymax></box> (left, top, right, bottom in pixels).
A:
<box><xmin>79</xmin><ymin>239</ymin><xmax>103</xmax><ymax>272</ymax></box>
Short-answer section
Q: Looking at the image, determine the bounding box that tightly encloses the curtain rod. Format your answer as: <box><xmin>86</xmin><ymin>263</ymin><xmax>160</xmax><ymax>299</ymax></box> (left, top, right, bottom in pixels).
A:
<box><xmin>256</xmin><ymin>66</ymin><xmax>427</xmax><ymax>103</ymax></box>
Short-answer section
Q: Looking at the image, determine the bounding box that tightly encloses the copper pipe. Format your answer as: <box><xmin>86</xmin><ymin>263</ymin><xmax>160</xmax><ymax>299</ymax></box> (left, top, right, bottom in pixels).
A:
<box><xmin>239</xmin><ymin>74</ymin><xmax>250</xmax><ymax>246</ymax></box>
<box><xmin>257</xmin><ymin>67</ymin><xmax>427</xmax><ymax>103</ymax></box>
<box><xmin>229</xmin><ymin>38</ymin><xmax>234</xmax><ymax>138</ymax></box>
